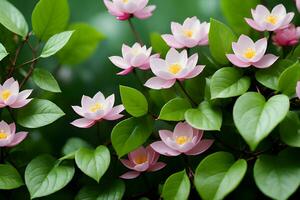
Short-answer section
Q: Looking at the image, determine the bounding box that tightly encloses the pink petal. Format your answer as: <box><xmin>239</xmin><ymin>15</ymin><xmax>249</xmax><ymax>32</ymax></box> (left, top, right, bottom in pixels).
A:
<box><xmin>150</xmin><ymin>141</ymin><xmax>181</xmax><ymax>156</ymax></box>
<box><xmin>252</xmin><ymin>54</ymin><xmax>278</xmax><ymax>68</ymax></box>
<box><xmin>15</xmin><ymin>90</ymin><xmax>32</xmax><ymax>101</ymax></box>
<box><xmin>131</xmin><ymin>54</ymin><xmax>148</xmax><ymax>67</ymax></box>
<box><xmin>159</xmin><ymin>130</ymin><xmax>173</xmax><ymax>145</ymax></box>
<box><xmin>109</xmin><ymin>56</ymin><xmax>130</xmax><ymax>69</ymax></box>
<box><xmin>281</xmin><ymin>13</ymin><xmax>295</xmax><ymax>27</ymax></box>
<box><xmin>133</xmin><ymin>5</ymin><xmax>156</xmax><ymax>19</ymax></box>
<box><xmin>71</xmin><ymin>118</ymin><xmax>95</xmax><ymax>128</ymax></box>
<box><xmin>2</xmin><ymin>77</ymin><xmax>16</xmax><ymax>88</ymax></box>
<box><xmin>185</xmin><ymin>65</ymin><xmax>205</xmax><ymax>79</ymax></box>
<box><xmin>9</xmin><ymin>123</ymin><xmax>16</xmax><ymax>134</ymax></box>
<box><xmin>103</xmin><ymin>0</ymin><xmax>124</xmax><ymax>16</ymax></box>
<box><xmin>129</xmin><ymin>146</ymin><xmax>147</xmax><ymax>162</ymax></box>
<box><xmin>117</xmin><ymin>67</ymin><xmax>134</xmax><ymax>75</ymax></box>
<box><xmin>120</xmin><ymin>159</ymin><xmax>135</xmax><ymax>170</ymax></box>
<box><xmin>146</xmin><ymin>145</ymin><xmax>159</xmax><ymax>164</ymax></box>
<box><xmin>81</xmin><ymin>95</ymin><xmax>94</xmax><ymax>109</ymax></box>
<box><xmin>161</xmin><ymin>34</ymin><xmax>184</xmax><ymax>49</ymax></box>
<box><xmin>174</xmin><ymin>122</ymin><xmax>194</xmax><ymax>138</ymax></box>
<box><xmin>133</xmin><ymin>162</ymin><xmax>149</xmax><ymax>172</ymax></box>
<box><xmin>253</xmin><ymin>38</ymin><xmax>268</xmax><ymax>62</ymax></box>
<box><xmin>148</xmin><ymin>162</ymin><xmax>166</xmax><ymax>172</ymax></box>
<box><xmin>6</xmin><ymin>132</ymin><xmax>28</xmax><ymax>147</ymax></box>
<box><xmin>103</xmin><ymin>105</ymin><xmax>124</xmax><ymax>120</ymax></box>
<box><xmin>185</xmin><ymin>139</ymin><xmax>214</xmax><ymax>156</ymax></box>
<box><xmin>144</xmin><ymin>77</ymin><xmax>176</xmax><ymax>89</ymax></box>
<box><xmin>10</xmin><ymin>98</ymin><xmax>32</xmax><ymax>108</ymax></box>
<box><xmin>171</xmin><ymin>22</ymin><xmax>182</xmax><ymax>36</ymax></box>
<box><xmin>296</xmin><ymin>81</ymin><xmax>300</xmax><ymax>99</ymax></box>
<box><xmin>93</xmin><ymin>91</ymin><xmax>105</xmax><ymax>102</ymax></box>
<box><xmin>120</xmin><ymin>171</ymin><xmax>141</xmax><ymax>179</ymax></box>
<box><xmin>245</xmin><ymin>18</ymin><xmax>265</xmax><ymax>31</ymax></box>
<box><xmin>72</xmin><ymin>106</ymin><xmax>84</xmax><ymax>116</ymax></box>
<box><xmin>226</xmin><ymin>54</ymin><xmax>251</xmax><ymax>68</ymax></box>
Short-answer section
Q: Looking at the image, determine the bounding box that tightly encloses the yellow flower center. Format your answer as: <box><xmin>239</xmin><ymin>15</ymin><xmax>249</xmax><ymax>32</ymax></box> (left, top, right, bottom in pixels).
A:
<box><xmin>184</xmin><ymin>29</ymin><xmax>193</xmax><ymax>38</ymax></box>
<box><xmin>1</xmin><ymin>90</ymin><xmax>11</xmax><ymax>101</ymax></box>
<box><xmin>134</xmin><ymin>155</ymin><xmax>148</xmax><ymax>164</ymax></box>
<box><xmin>90</xmin><ymin>103</ymin><xmax>103</xmax><ymax>113</ymax></box>
<box><xmin>243</xmin><ymin>48</ymin><xmax>256</xmax><ymax>59</ymax></box>
<box><xmin>265</xmin><ymin>15</ymin><xmax>278</xmax><ymax>25</ymax></box>
<box><xmin>0</xmin><ymin>130</ymin><xmax>8</xmax><ymax>140</ymax></box>
<box><xmin>176</xmin><ymin>136</ymin><xmax>189</xmax><ymax>145</ymax></box>
<box><xmin>122</xmin><ymin>0</ymin><xmax>129</xmax><ymax>3</ymax></box>
<box><xmin>168</xmin><ymin>64</ymin><xmax>182</xmax><ymax>74</ymax></box>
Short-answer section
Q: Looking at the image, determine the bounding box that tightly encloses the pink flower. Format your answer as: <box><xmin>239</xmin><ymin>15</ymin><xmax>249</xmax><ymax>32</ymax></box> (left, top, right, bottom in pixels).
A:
<box><xmin>272</xmin><ymin>24</ymin><xmax>300</xmax><ymax>46</ymax></box>
<box><xmin>0</xmin><ymin>121</ymin><xmax>28</xmax><ymax>147</ymax></box>
<box><xmin>296</xmin><ymin>81</ymin><xmax>300</xmax><ymax>99</ymax></box>
<box><xmin>103</xmin><ymin>0</ymin><xmax>156</xmax><ymax>20</ymax></box>
<box><xmin>0</xmin><ymin>78</ymin><xmax>32</xmax><ymax>109</ymax></box>
<box><xmin>71</xmin><ymin>91</ymin><xmax>124</xmax><ymax>128</ymax></box>
<box><xmin>296</xmin><ymin>0</ymin><xmax>300</xmax><ymax>13</ymax></box>
<box><xmin>109</xmin><ymin>43</ymin><xmax>159</xmax><ymax>75</ymax></box>
<box><xmin>162</xmin><ymin>16</ymin><xmax>210</xmax><ymax>48</ymax></box>
<box><xmin>144</xmin><ymin>48</ymin><xmax>205</xmax><ymax>90</ymax></box>
<box><xmin>120</xmin><ymin>145</ymin><xmax>166</xmax><ymax>179</ymax></box>
<box><xmin>245</xmin><ymin>4</ymin><xmax>294</xmax><ymax>32</ymax></box>
<box><xmin>226</xmin><ymin>35</ymin><xmax>278</xmax><ymax>68</ymax></box>
<box><xmin>150</xmin><ymin>122</ymin><xmax>214</xmax><ymax>156</ymax></box>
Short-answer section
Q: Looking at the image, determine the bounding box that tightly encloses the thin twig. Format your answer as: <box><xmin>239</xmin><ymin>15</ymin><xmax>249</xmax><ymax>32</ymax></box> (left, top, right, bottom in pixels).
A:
<box><xmin>176</xmin><ymin>80</ymin><xmax>197</xmax><ymax>106</ymax></box>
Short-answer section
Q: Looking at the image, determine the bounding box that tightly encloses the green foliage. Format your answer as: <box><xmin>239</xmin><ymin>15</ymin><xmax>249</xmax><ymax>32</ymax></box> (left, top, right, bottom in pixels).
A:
<box><xmin>161</xmin><ymin>170</ymin><xmax>190</xmax><ymax>200</ymax></box>
<box><xmin>194</xmin><ymin>152</ymin><xmax>247</xmax><ymax>200</ymax></box>
<box><xmin>0</xmin><ymin>42</ymin><xmax>8</xmax><ymax>61</ymax></box>
<box><xmin>0</xmin><ymin>164</ymin><xmax>23</xmax><ymax>190</ymax></box>
<box><xmin>120</xmin><ymin>85</ymin><xmax>148</xmax><ymax>117</ymax></box>
<box><xmin>233</xmin><ymin>92</ymin><xmax>289</xmax><ymax>150</ymax></box>
<box><xmin>32</xmin><ymin>0</ymin><xmax>69</xmax><ymax>41</ymax></box>
<box><xmin>159</xmin><ymin>97</ymin><xmax>192</xmax><ymax>121</ymax></box>
<box><xmin>60</xmin><ymin>137</ymin><xmax>92</xmax><ymax>161</ymax></box>
<box><xmin>280</xmin><ymin>112</ymin><xmax>300</xmax><ymax>147</ymax></box>
<box><xmin>32</xmin><ymin>68</ymin><xmax>61</xmax><ymax>92</ymax></box>
<box><xmin>150</xmin><ymin>32</ymin><xmax>169</xmax><ymax>57</ymax></box>
<box><xmin>17</xmin><ymin>99</ymin><xmax>65</xmax><ymax>128</ymax></box>
<box><xmin>278</xmin><ymin>61</ymin><xmax>300</xmax><ymax>96</ymax></box>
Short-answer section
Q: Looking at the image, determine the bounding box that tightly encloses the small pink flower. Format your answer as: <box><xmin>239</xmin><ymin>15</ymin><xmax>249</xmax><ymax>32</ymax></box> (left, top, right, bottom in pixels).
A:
<box><xmin>162</xmin><ymin>16</ymin><xmax>210</xmax><ymax>49</ymax></box>
<box><xmin>120</xmin><ymin>145</ymin><xmax>166</xmax><ymax>179</ymax></box>
<box><xmin>0</xmin><ymin>121</ymin><xmax>28</xmax><ymax>147</ymax></box>
<box><xmin>150</xmin><ymin>122</ymin><xmax>214</xmax><ymax>156</ymax></box>
<box><xmin>144</xmin><ymin>48</ymin><xmax>205</xmax><ymax>90</ymax></box>
<box><xmin>103</xmin><ymin>0</ymin><xmax>156</xmax><ymax>20</ymax></box>
<box><xmin>272</xmin><ymin>24</ymin><xmax>300</xmax><ymax>46</ymax></box>
<box><xmin>226</xmin><ymin>35</ymin><xmax>278</xmax><ymax>68</ymax></box>
<box><xmin>0</xmin><ymin>78</ymin><xmax>32</xmax><ymax>109</ymax></box>
<box><xmin>245</xmin><ymin>4</ymin><xmax>294</xmax><ymax>32</ymax></box>
<box><xmin>296</xmin><ymin>81</ymin><xmax>300</xmax><ymax>99</ymax></box>
<box><xmin>109</xmin><ymin>43</ymin><xmax>159</xmax><ymax>75</ymax></box>
<box><xmin>71</xmin><ymin>91</ymin><xmax>124</xmax><ymax>128</ymax></box>
<box><xmin>296</xmin><ymin>0</ymin><xmax>300</xmax><ymax>13</ymax></box>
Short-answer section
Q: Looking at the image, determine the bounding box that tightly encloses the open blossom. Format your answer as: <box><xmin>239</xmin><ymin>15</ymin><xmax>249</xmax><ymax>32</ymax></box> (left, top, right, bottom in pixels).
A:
<box><xmin>144</xmin><ymin>48</ymin><xmax>205</xmax><ymax>89</ymax></box>
<box><xmin>0</xmin><ymin>78</ymin><xmax>32</xmax><ymax>109</ymax></box>
<box><xmin>71</xmin><ymin>91</ymin><xmax>124</xmax><ymax>128</ymax></box>
<box><xmin>245</xmin><ymin>4</ymin><xmax>294</xmax><ymax>32</ymax></box>
<box><xmin>162</xmin><ymin>16</ymin><xmax>210</xmax><ymax>48</ymax></box>
<box><xmin>103</xmin><ymin>0</ymin><xmax>156</xmax><ymax>20</ymax></box>
<box><xmin>296</xmin><ymin>0</ymin><xmax>300</xmax><ymax>13</ymax></box>
<box><xmin>0</xmin><ymin>121</ymin><xmax>28</xmax><ymax>147</ymax></box>
<box><xmin>120</xmin><ymin>145</ymin><xmax>166</xmax><ymax>179</ymax></box>
<box><xmin>272</xmin><ymin>24</ymin><xmax>300</xmax><ymax>46</ymax></box>
<box><xmin>226</xmin><ymin>35</ymin><xmax>278</xmax><ymax>68</ymax></box>
<box><xmin>297</xmin><ymin>81</ymin><xmax>300</xmax><ymax>99</ymax></box>
<box><xmin>109</xmin><ymin>43</ymin><xmax>159</xmax><ymax>75</ymax></box>
<box><xmin>150</xmin><ymin>122</ymin><xmax>214</xmax><ymax>156</ymax></box>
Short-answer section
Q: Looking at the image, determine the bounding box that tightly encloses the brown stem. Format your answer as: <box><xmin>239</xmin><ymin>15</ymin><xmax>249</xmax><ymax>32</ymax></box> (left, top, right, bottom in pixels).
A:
<box><xmin>128</xmin><ymin>18</ymin><xmax>143</xmax><ymax>45</ymax></box>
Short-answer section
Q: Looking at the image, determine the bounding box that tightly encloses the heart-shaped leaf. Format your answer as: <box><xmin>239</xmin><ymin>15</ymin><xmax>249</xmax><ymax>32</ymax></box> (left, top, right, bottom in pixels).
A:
<box><xmin>194</xmin><ymin>152</ymin><xmax>247</xmax><ymax>200</ymax></box>
<box><xmin>32</xmin><ymin>68</ymin><xmax>61</xmax><ymax>93</ymax></box>
<box><xmin>75</xmin><ymin>145</ymin><xmax>110</xmax><ymax>182</ymax></box>
<box><xmin>162</xmin><ymin>170</ymin><xmax>190</xmax><ymax>200</ymax></box>
<box><xmin>159</xmin><ymin>97</ymin><xmax>192</xmax><ymax>121</ymax></box>
<box><xmin>210</xmin><ymin>67</ymin><xmax>250</xmax><ymax>99</ymax></box>
<box><xmin>59</xmin><ymin>137</ymin><xmax>92</xmax><ymax>161</ymax></box>
<box><xmin>254</xmin><ymin>149</ymin><xmax>300</xmax><ymax>200</ymax></box>
<box><xmin>233</xmin><ymin>92</ymin><xmax>289</xmax><ymax>150</ymax></box>
<box><xmin>278</xmin><ymin>61</ymin><xmax>300</xmax><ymax>96</ymax></box>
<box><xmin>0</xmin><ymin>164</ymin><xmax>23</xmax><ymax>190</ymax></box>
<box><xmin>25</xmin><ymin>154</ymin><xmax>75</xmax><ymax>199</ymax></box>
<box><xmin>185</xmin><ymin>101</ymin><xmax>222</xmax><ymax>131</ymax></box>
<box><xmin>279</xmin><ymin>111</ymin><xmax>300</xmax><ymax>148</ymax></box>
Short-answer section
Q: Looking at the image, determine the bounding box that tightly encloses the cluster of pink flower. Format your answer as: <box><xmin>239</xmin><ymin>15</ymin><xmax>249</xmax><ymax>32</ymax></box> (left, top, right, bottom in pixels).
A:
<box><xmin>68</xmin><ymin>1</ymin><xmax>300</xmax><ymax>179</ymax></box>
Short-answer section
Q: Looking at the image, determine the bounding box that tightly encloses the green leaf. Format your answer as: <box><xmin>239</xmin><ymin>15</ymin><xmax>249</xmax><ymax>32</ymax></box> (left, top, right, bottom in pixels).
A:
<box><xmin>25</xmin><ymin>155</ymin><xmax>75</xmax><ymax>199</ymax></box>
<box><xmin>159</xmin><ymin>98</ymin><xmax>192</xmax><ymax>121</ymax></box>
<box><xmin>210</xmin><ymin>67</ymin><xmax>250</xmax><ymax>99</ymax></box>
<box><xmin>111</xmin><ymin>116</ymin><xmax>154</xmax><ymax>158</ymax></box>
<box><xmin>195</xmin><ymin>152</ymin><xmax>247</xmax><ymax>200</ymax></box>
<box><xmin>120</xmin><ymin>85</ymin><xmax>148</xmax><ymax>117</ymax></box>
<box><xmin>0</xmin><ymin>164</ymin><xmax>23</xmax><ymax>190</ymax></box>
<box><xmin>220</xmin><ymin>0</ymin><xmax>259</xmax><ymax>34</ymax></box>
<box><xmin>17</xmin><ymin>99</ymin><xmax>65</xmax><ymax>128</ymax></box>
<box><xmin>0</xmin><ymin>0</ymin><xmax>28</xmax><ymax>38</ymax></box>
<box><xmin>58</xmin><ymin>23</ymin><xmax>105</xmax><ymax>65</ymax></box>
<box><xmin>75</xmin><ymin>180</ymin><xmax>125</xmax><ymax>200</ymax></box>
<box><xmin>41</xmin><ymin>30</ymin><xmax>74</xmax><ymax>58</ymax></box>
<box><xmin>0</xmin><ymin>42</ymin><xmax>8</xmax><ymax>61</ymax></box>
<box><xmin>75</xmin><ymin>146</ymin><xmax>110</xmax><ymax>182</ymax></box>
<box><xmin>254</xmin><ymin>150</ymin><xmax>300</xmax><ymax>200</ymax></box>
<box><xmin>60</xmin><ymin>137</ymin><xmax>92</xmax><ymax>161</ymax></box>
<box><xmin>185</xmin><ymin>101</ymin><xmax>222</xmax><ymax>131</ymax></box>
<box><xmin>255</xmin><ymin>59</ymin><xmax>294</xmax><ymax>90</ymax></box>
<box><xmin>279</xmin><ymin>111</ymin><xmax>300</xmax><ymax>148</ymax></box>
<box><xmin>209</xmin><ymin>18</ymin><xmax>236</xmax><ymax>65</ymax></box>
<box><xmin>233</xmin><ymin>92</ymin><xmax>289</xmax><ymax>150</ymax></box>
<box><xmin>32</xmin><ymin>68</ymin><xmax>61</xmax><ymax>93</ymax></box>
<box><xmin>150</xmin><ymin>32</ymin><xmax>169</xmax><ymax>58</ymax></box>
<box><xmin>162</xmin><ymin>170</ymin><xmax>190</xmax><ymax>200</ymax></box>
<box><xmin>32</xmin><ymin>0</ymin><xmax>69</xmax><ymax>41</ymax></box>
<box><xmin>278</xmin><ymin>61</ymin><xmax>300</xmax><ymax>96</ymax></box>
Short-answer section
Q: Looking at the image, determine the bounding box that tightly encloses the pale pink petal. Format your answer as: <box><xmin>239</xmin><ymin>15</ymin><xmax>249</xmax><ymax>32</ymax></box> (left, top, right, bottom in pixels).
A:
<box><xmin>93</xmin><ymin>91</ymin><xmax>105</xmax><ymax>102</ymax></box>
<box><xmin>144</xmin><ymin>77</ymin><xmax>176</xmax><ymax>89</ymax></box>
<box><xmin>71</xmin><ymin>118</ymin><xmax>95</xmax><ymax>128</ymax></box>
<box><xmin>171</xmin><ymin>22</ymin><xmax>182</xmax><ymax>36</ymax></box>
<box><xmin>252</xmin><ymin>54</ymin><xmax>278</xmax><ymax>68</ymax></box>
<box><xmin>103</xmin><ymin>0</ymin><xmax>124</xmax><ymax>16</ymax></box>
<box><xmin>184</xmin><ymin>65</ymin><xmax>205</xmax><ymax>79</ymax></box>
<box><xmin>6</xmin><ymin>132</ymin><xmax>28</xmax><ymax>147</ymax></box>
<box><xmin>237</xmin><ymin>34</ymin><xmax>255</xmax><ymax>49</ymax></box>
<box><xmin>72</xmin><ymin>106</ymin><xmax>84</xmax><ymax>116</ymax></box>
<box><xmin>103</xmin><ymin>105</ymin><xmax>124</xmax><ymax>120</ymax></box>
<box><xmin>185</xmin><ymin>139</ymin><xmax>214</xmax><ymax>156</ymax></box>
<box><xmin>148</xmin><ymin>162</ymin><xmax>166</xmax><ymax>172</ymax></box>
<box><xmin>10</xmin><ymin>98</ymin><xmax>32</xmax><ymax>108</ymax></box>
<box><xmin>146</xmin><ymin>146</ymin><xmax>159</xmax><ymax>164</ymax></box>
<box><xmin>2</xmin><ymin>78</ymin><xmax>16</xmax><ymax>88</ymax></box>
<box><xmin>117</xmin><ymin>67</ymin><xmax>134</xmax><ymax>75</ymax></box>
<box><xmin>161</xmin><ymin>34</ymin><xmax>184</xmax><ymax>49</ymax></box>
<box><xmin>296</xmin><ymin>81</ymin><xmax>300</xmax><ymax>99</ymax></box>
<box><xmin>150</xmin><ymin>141</ymin><xmax>181</xmax><ymax>156</ymax></box>
<box><xmin>226</xmin><ymin>54</ymin><xmax>251</xmax><ymax>68</ymax></box>
<box><xmin>81</xmin><ymin>95</ymin><xmax>94</xmax><ymax>109</ymax></box>
<box><xmin>253</xmin><ymin>38</ymin><xmax>268</xmax><ymax>62</ymax></box>
<box><xmin>120</xmin><ymin>171</ymin><xmax>141</xmax><ymax>179</ymax></box>
<box><xmin>166</xmin><ymin>48</ymin><xmax>181</xmax><ymax>64</ymax></box>
<box><xmin>134</xmin><ymin>5</ymin><xmax>156</xmax><ymax>19</ymax></box>
<box><xmin>131</xmin><ymin>54</ymin><xmax>148</xmax><ymax>67</ymax></box>
<box><xmin>129</xmin><ymin>146</ymin><xmax>147</xmax><ymax>163</ymax></box>
<box><xmin>133</xmin><ymin>162</ymin><xmax>149</xmax><ymax>172</ymax></box>
<box><xmin>104</xmin><ymin>94</ymin><xmax>115</xmax><ymax>113</ymax></box>
<box><xmin>187</xmin><ymin>53</ymin><xmax>198</xmax><ymax>68</ymax></box>
<box><xmin>120</xmin><ymin>159</ymin><xmax>135</xmax><ymax>170</ymax></box>
<box><xmin>159</xmin><ymin>130</ymin><xmax>173</xmax><ymax>145</ymax></box>
<box><xmin>271</xmin><ymin>4</ymin><xmax>286</xmax><ymax>16</ymax></box>
<box><xmin>15</xmin><ymin>90</ymin><xmax>32</xmax><ymax>101</ymax></box>
<box><xmin>149</xmin><ymin>58</ymin><xmax>167</xmax><ymax>77</ymax></box>
<box><xmin>109</xmin><ymin>56</ymin><xmax>130</xmax><ymax>69</ymax></box>
<box><xmin>174</xmin><ymin>122</ymin><xmax>194</xmax><ymax>138</ymax></box>
<box><xmin>281</xmin><ymin>13</ymin><xmax>295</xmax><ymax>27</ymax></box>
<box><xmin>9</xmin><ymin>123</ymin><xmax>16</xmax><ymax>134</ymax></box>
